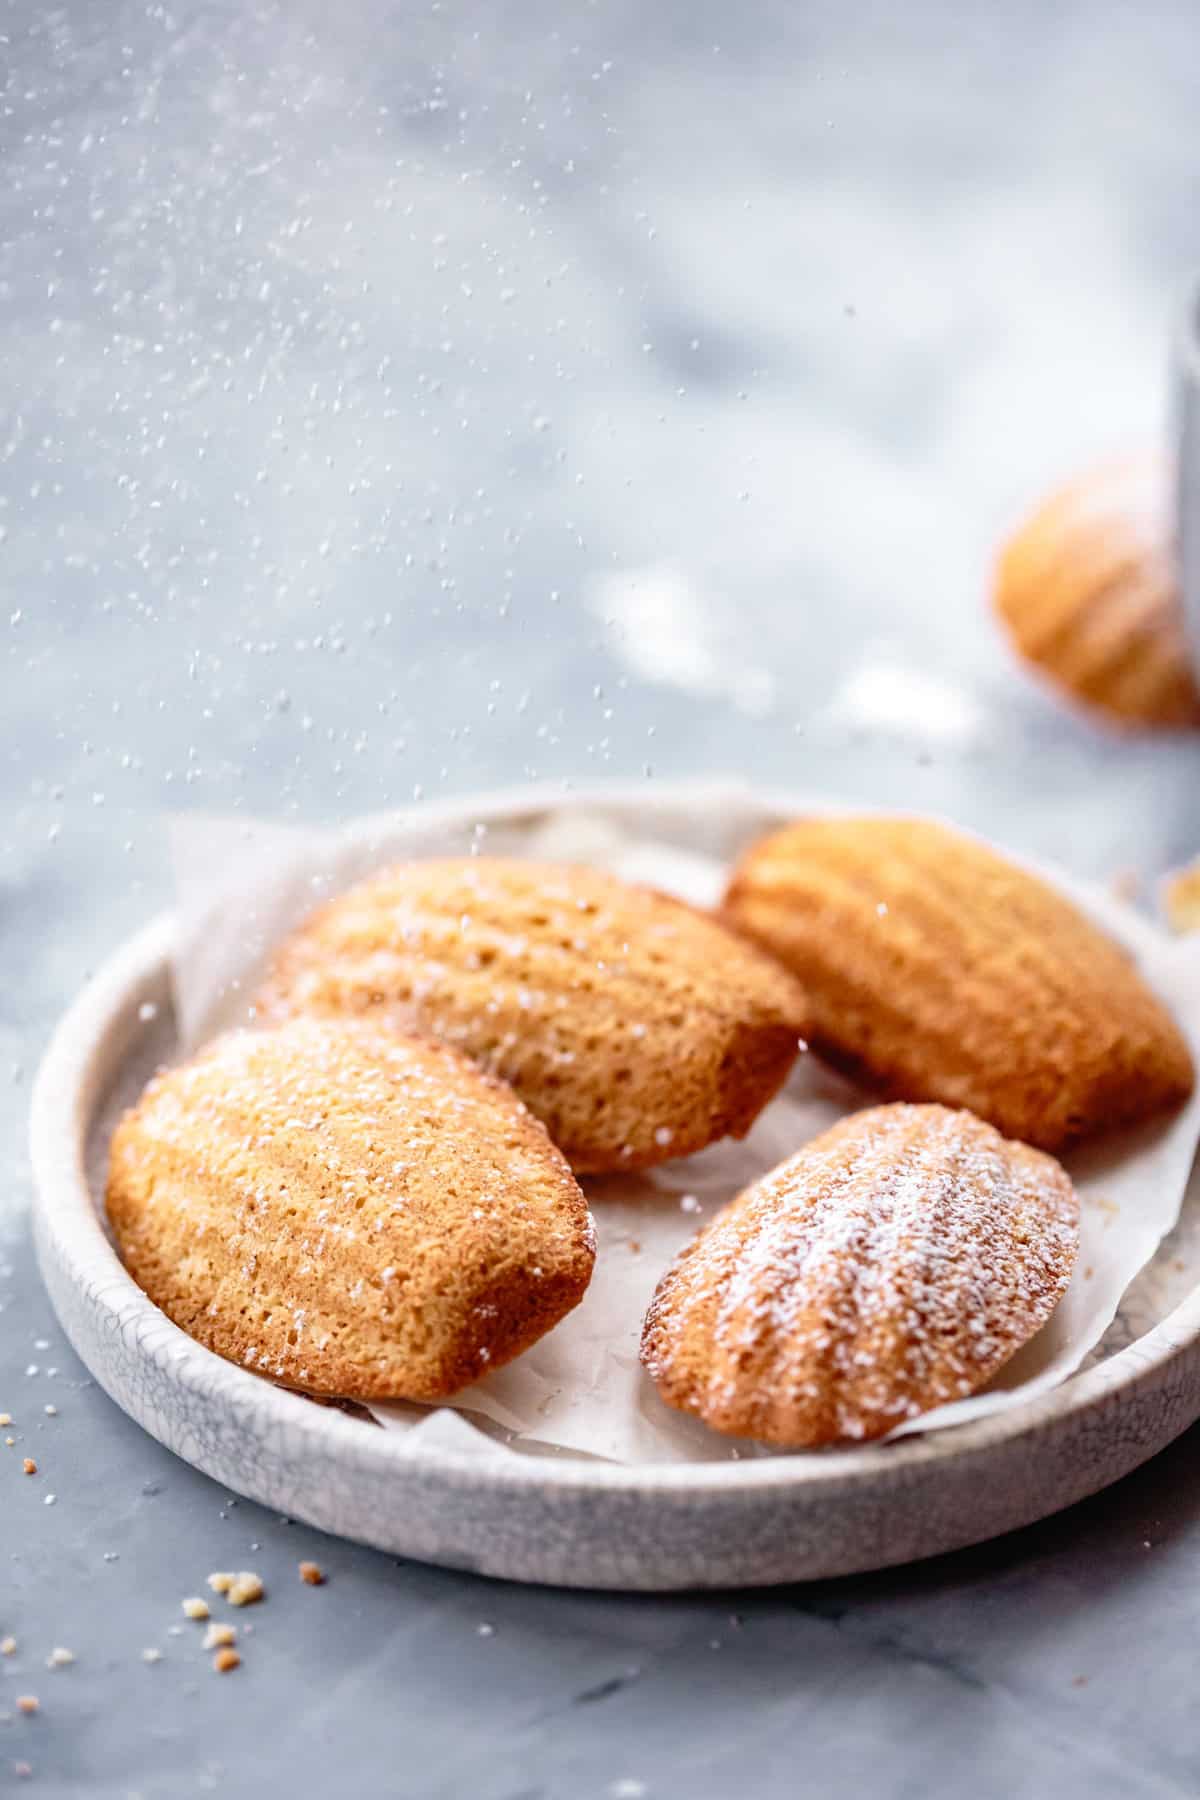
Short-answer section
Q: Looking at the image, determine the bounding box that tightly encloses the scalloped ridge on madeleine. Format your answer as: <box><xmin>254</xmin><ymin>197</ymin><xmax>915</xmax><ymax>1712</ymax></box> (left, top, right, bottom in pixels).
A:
<box><xmin>106</xmin><ymin>1018</ymin><xmax>596</xmax><ymax>1401</ymax></box>
<box><xmin>723</xmin><ymin>816</ymin><xmax>1194</xmax><ymax>1152</ymax></box>
<box><xmin>641</xmin><ymin>1103</ymin><xmax>1080</xmax><ymax>1447</ymax></box>
<box><xmin>253</xmin><ymin>858</ymin><xmax>809</xmax><ymax>1174</ymax></box>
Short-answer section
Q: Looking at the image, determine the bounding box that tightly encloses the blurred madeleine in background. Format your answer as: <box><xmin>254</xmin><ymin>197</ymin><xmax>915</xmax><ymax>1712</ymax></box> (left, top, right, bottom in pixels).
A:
<box><xmin>993</xmin><ymin>453</ymin><xmax>1200</xmax><ymax>732</ymax></box>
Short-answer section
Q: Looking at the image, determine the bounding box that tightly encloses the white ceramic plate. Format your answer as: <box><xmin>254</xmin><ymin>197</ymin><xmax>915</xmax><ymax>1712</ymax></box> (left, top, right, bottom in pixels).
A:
<box><xmin>29</xmin><ymin>781</ymin><xmax>1200</xmax><ymax>1590</ymax></box>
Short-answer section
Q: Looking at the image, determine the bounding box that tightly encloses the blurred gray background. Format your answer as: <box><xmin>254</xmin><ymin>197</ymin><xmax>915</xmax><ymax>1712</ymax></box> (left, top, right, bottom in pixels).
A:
<box><xmin>6</xmin><ymin>4</ymin><xmax>1200</xmax><ymax>1795</ymax></box>
<box><xmin>7</xmin><ymin>2</ymin><xmax>1200</xmax><ymax>903</ymax></box>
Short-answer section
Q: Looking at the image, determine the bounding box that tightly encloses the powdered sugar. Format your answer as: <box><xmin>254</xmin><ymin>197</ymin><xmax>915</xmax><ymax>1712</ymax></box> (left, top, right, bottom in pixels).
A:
<box><xmin>645</xmin><ymin>1106</ymin><xmax>1080</xmax><ymax>1444</ymax></box>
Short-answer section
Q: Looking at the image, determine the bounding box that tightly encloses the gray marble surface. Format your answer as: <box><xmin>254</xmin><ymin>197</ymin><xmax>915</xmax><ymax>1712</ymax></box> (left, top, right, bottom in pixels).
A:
<box><xmin>6</xmin><ymin>1</ymin><xmax>1200</xmax><ymax>1793</ymax></box>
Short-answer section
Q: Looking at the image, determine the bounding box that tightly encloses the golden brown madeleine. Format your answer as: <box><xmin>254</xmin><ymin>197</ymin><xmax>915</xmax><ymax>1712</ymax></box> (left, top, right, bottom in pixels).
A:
<box><xmin>641</xmin><ymin>1103</ymin><xmax>1080</xmax><ymax>1447</ymax></box>
<box><xmin>723</xmin><ymin>815</ymin><xmax>1194</xmax><ymax>1152</ymax></box>
<box><xmin>106</xmin><ymin>1018</ymin><xmax>596</xmax><ymax>1401</ymax></box>
<box><xmin>993</xmin><ymin>454</ymin><xmax>1200</xmax><ymax>731</ymax></box>
<box><xmin>254</xmin><ymin>858</ymin><xmax>809</xmax><ymax>1174</ymax></box>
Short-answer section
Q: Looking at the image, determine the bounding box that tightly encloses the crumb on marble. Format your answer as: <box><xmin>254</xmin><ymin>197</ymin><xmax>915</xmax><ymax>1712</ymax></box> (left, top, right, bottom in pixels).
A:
<box><xmin>226</xmin><ymin>1573</ymin><xmax>263</xmax><ymax>1607</ymax></box>
<box><xmin>141</xmin><ymin>1648</ymin><xmax>163</xmax><ymax>1665</ymax></box>
<box><xmin>213</xmin><ymin>1648</ymin><xmax>241</xmax><ymax>1673</ymax></box>
<box><xmin>298</xmin><ymin>1561</ymin><xmax>324</xmax><ymax>1586</ymax></box>
<box><xmin>22</xmin><ymin>1459</ymin><xmax>36</xmax><ymax>1476</ymax></box>
<box><xmin>181</xmin><ymin>1597</ymin><xmax>210</xmax><ymax>1621</ymax></box>
<box><xmin>15</xmin><ymin>1697</ymin><xmax>38</xmax><ymax>1715</ymax></box>
<box><xmin>208</xmin><ymin>1569</ymin><xmax>263</xmax><ymax>1606</ymax></box>
<box><xmin>45</xmin><ymin>1648</ymin><xmax>74</xmax><ymax>1669</ymax></box>
<box><xmin>203</xmin><ymin>1623</ymin><xmax>236</xmax><ymax>1651</ymax></box>
<box><xmin>1</xmin><ymin>1637</ymin><xmax>16</xmax><ymax>1656</ymax></box>
<box><xmin>1108</xmin><ymin>867</ymin><xmax>1141</xmax><ymax>905</ymax></box>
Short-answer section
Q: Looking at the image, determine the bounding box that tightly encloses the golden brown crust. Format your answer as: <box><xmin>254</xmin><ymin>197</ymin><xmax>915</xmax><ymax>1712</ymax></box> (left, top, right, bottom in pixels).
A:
<box><xmin>723</xmin><ymin>815</ymin><xmax>1194</xmax><ymax>1152</ymax></box>
<box><xmin>253</xmin><ymin>858</ymin><xmax>809</xmax><ymax>1174</ymax></box>
<box><xmin>993</xmin><ymin>455</ymin><xmax>1200</xmax><ymax>731</ymax></box>
<box><xmin>106</xmin><ymin>1018</ymin><xmax>596</xmax><ymax>1401</ymax></box>
<box><xmin>641</xmin><ymin>1103</ymin><xmax>1080</xmax><ymax>1447</ymax></box>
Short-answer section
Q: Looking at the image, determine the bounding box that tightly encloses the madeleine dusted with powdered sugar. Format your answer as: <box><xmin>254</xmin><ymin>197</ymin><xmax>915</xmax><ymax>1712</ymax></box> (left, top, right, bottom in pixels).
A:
<box><xmin>254</xmin><ymin>857</ymin><xmax>809</xmax><ymax>1174</ymax></box>
<box><xmin>723</xmin><ymin>815</ymin><xmax>1194</xmax><ymax>1152</ymax></box>
<box><xmin>641</xmin><ymin>1104</ymin><xmax>1080</xmax><ymax>1447</ymax></box>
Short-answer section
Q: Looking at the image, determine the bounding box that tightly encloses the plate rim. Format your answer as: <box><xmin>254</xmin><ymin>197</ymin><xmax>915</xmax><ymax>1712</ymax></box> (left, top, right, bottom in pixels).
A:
<box><xmin>29</xmin><ymin>776</ymin><xmax>1200</xmax><ymax>1506</ymax></box>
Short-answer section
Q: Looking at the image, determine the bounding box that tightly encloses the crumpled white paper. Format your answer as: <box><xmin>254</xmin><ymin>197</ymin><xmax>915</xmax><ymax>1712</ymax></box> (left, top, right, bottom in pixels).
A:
<box><xmin>163</xmin><ymin>793</ymin><xmax>1200</xmax><ymax>1463</ymax></box>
